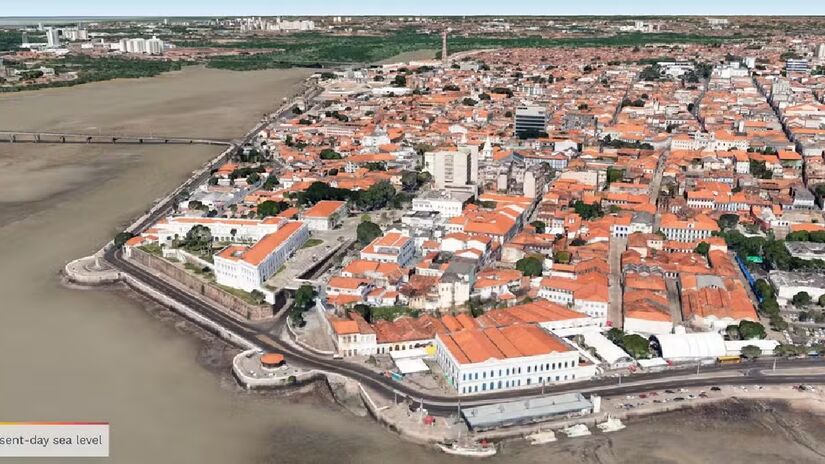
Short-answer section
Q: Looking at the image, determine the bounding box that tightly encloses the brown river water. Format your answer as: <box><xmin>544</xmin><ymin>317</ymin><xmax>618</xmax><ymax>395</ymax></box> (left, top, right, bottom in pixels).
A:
<box><xmin>1</xmin><ymin>65</ymin><xmax>824</xmax><ymax>464</ymax></box>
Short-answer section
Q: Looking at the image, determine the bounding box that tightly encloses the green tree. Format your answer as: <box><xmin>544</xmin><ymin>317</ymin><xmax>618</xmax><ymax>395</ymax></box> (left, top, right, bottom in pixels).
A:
<box><xmin>263</xmin><ymin>175</ymin><xmax>279</xmax><ymax>190</ymax></box>
<box><xmin>775</xmin><ymin>343</ymin><xmax>800</xmax><ymax>358</ymax></box>
<box><xmin>297</xmin><ymin>181</ymin><xmax>355</xmax><ymax>206</ymax></box>
<box><xmin>738</xmin><ymin>320</ymin><xmax>766</xmax><ymax>340</ymax></box>
<box><xmin>294</xmin><ymin>284</ymin><xmax>317</xmax><ymax>312</ymax></box>
<box><xmin>319</xmin><ymin>148</ymin><xmax>342</xmax><ymax>160</ymax></box>
<box><xmin>400</xmin><ymin>171</ymin><xmax>420</xmax><ymax>191</ymax></box>
<box><xmin>573</xmin><ymin>200</ymin><xmax>603</xmax><ymax>220</ymax></box>
<box><xmin>356</xmin><ymin>221</ymin><xmax>382</xmax><ymax>246</ymax></box>
<box><xmin>392</xmin><ymin>74</ymin><xmax>407</xmax><ymax>87</ymax></box>
<box><xmin>350</xmin><ymin>303</ymin><xmax>372</xmax><ymax>322</ymax></box>
<box><xmin>114</xmin><ymin>231</ymin><xmax>135</xmax><ymax>248</ymax></box>
<box><xmin>717</xmin><ymin>213</ymin><xmax>740</xmax><ymax>230</ymax></box>
<box><xmin>515</xmin><ymin>257</ymin><xmax>543</xmax><ymax>277</ymax></box>
<box><xmin>257</xmin><ymin>200</ymin><xmax>289</xmax><ymax>218</ymax></box>
<box><xmin>818</xmin><ymin>294</ymin><xmax>825</xmax><ymax>307</ymax></box>
<box><xmin>621</xmin><ymin>334</ymin><xmax>651</xmax><ymax>359</ymax></box>
<box><xmin>755</xmin><ymin>279</ymin><xmax>774</xmax><ymax>301</ymax></box>
<box><xmin>355</xmin><ymin>181</ymin><xmax>396</xmax><ymax>211</ymax></box>
<box><xmin>606</xmin><ymin>167</ymin><xmax>624</xmax><ymax>184</ymax></box>
<box><xmin>725</xmin><ymin>324</ymin><xmax>741</xmax><ymax>340</ymax></box>
<box><xmin>741</xmin><ymin>345</ymin><xmax>762</xmax><ymax>360</ymax></box>
<box><xmin>246</xmin><ymin>172</ymin><xmax>261</xmax><ymax>185</ymax></box>
<box><xmin>530</xmin><ymin>221</ymin><xmax>546</xmax><ymax>234</ymax></box>
<box><xmin>469</xmin><ymin>297</ymin><xmax>485</xmax><ymax>318</ymax></box>
<box><xmin>250</xmin><ymin>289</ymin><xmax>266</xmax><ymax>305</ymax></box>
<box><xmin>770</xmin><ymin>315</ymin><xmax>789</xmax><ymax>331</ymax></box>
<box><xmin>182</xmin><ymin>225</ymin><xmax>212</xmax><ymax>254</ymax></box>
<box><xmin>606</xmin><ymin>328</ymin><xmax>625</xmax><ymax>343</ymax></box>
<box><xmin>694</xmin><ymin>241</ymin><xmax>710</xmax><ymax>257</ymax></box>
<box><xmin>793</xmin><ymin>291</ymin><xmax>812</xmax><ymax>307</ymax></box>
<box><xmin>553</xmin><ymin>250</ymin><xmax>571</xmax><ymax>264</ymax></box>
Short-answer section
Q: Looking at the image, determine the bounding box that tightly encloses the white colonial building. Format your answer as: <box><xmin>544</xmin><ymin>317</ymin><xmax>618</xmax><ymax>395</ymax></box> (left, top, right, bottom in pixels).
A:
<box><xmin>301</xmin><ymin>200</ymin><xmax>347</xmax><ymax>231</ymax></box>
<box><xmin>213</xmin><ymin>221</ymin><xmax>309</xmax><ymax>293</ymax></box>
<box><xmin>435</xmin><ymin>325</ymin><xmax>596</xmax><ymax>395</ymax></box>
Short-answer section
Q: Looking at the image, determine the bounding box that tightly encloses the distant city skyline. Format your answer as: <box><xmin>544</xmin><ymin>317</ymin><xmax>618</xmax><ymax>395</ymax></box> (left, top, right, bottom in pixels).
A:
<box><xmin>4</xmin><ymin>0</ymin><xmax>825</xmax><ymax>18</ymax></box>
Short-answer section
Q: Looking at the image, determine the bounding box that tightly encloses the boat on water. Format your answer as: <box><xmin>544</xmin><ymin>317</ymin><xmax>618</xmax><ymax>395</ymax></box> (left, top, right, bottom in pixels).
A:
<box><xmin>562</xmin><ymin>424</ymin><xmax>592</xmax><ymax>438</ymax></box>
<box><xmin>597</xmin><ymin>416</ymin><xmax>626</xmax><ymax>433</ymax></box>
<box><xmin>437</xmin><ymin>441</ymin><xmax>497</xmax><ymax>458</ymax></box>
<box><xmin>525</xmin><ymin>429</ymin><xmax>557</xmax><ymax>445</ymax></box>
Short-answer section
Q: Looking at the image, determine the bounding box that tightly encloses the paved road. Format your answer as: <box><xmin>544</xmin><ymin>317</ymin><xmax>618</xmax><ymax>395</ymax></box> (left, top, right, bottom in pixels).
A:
<box><xmin>665</xmin><ymin>278</ymin><xmax>684</xmax><ymax>324</ymax></box>
<box><xmin>649</xmin><ymin>149</ymin><xmax>670</xmax><ymax>208</ymax></box>
<box><xmin>607</xmin><ymin>236</ymin><xmax>626</xmax><ymax>328</ymax></box>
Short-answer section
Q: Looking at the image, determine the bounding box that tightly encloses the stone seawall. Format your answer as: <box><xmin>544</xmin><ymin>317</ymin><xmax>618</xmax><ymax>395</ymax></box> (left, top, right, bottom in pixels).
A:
<box><xmin>63</xmin><ymin>248</ymin><xmax>121</xmax><ymax>285</ymax></box>
<box><xmin>130</xmin><ymin>248</ymin><xmax>273</xmax><ymax>321</ymax></box>
<box><xmin>121</xmin><ymin>271</ymin><xmax>258</xmax><ymax>351</ymax></box>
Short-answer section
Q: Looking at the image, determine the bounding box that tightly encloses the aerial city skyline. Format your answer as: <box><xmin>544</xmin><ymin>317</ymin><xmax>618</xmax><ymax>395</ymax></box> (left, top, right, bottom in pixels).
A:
<box><xmin>3</xmin><ymin>9</ymin><xmax>825</xmax><ymax>463</ymax></box>
<box><xmin>6</xmin><ymin>1</ymin><xmax>825</xmax><ymax>17</ymax></box>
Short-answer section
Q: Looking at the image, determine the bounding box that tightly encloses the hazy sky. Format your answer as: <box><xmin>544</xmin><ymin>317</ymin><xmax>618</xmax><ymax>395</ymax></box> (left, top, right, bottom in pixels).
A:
<box><xmin>5</xmin><ymin>0</ymin><xmax>825</xmax><ymax>17</ymax></box>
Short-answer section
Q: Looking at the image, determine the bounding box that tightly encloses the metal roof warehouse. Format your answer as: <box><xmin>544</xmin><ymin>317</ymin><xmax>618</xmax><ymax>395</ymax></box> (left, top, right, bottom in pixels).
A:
<box><xmin>461</xmin><ymin>392</ymin><xmax>594</xmax><ymax>431</ymax></box>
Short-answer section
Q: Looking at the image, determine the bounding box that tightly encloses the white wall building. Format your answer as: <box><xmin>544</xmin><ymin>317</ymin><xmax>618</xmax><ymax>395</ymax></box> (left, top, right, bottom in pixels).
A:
<box><xmin>213</xmin><ymin>221</ymin><xmax>309</xmax><ymax>293</ymax></box>
<box><xmin>424</xmin><ymin>149</ymin><xmax>479</xmax><ymax>189</ymax></box>
<box><xmin>412</xmin><ymin>189</ymin><xmax>473</xmax><ymax>218</ymax></box>
<box><xmin>435</xmin><ymin>325</ymin><xmax>596</xmax><ymax>395</ymax></box>
<box><xmin>360</xmin><ymin>231</ymin><xmax>415</xmax><ymax>267</ymax></box>
<box><xmin>301</xmin><ymin>200</ymin><xmax>347</xmax><ymax>231</ymax></box>
<box><xmin>769</xmin><ymin>270</ymin><xmax>825</xmax><ymax>306</ymax></box>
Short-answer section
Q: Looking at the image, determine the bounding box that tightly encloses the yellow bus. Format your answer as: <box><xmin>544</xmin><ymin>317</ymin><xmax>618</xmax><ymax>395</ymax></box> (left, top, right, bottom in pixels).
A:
<box><xmin>717</xmin><ymin>355</ymin><xmax>741</xmax><ymax>365</ymax></box>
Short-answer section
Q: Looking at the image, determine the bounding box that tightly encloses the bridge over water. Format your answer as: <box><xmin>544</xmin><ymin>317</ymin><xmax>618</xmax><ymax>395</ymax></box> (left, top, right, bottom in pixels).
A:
<box><xmin>0</xmin><ymin>130</ymin><xmax>233</xmax><ymax>146</ymax></box>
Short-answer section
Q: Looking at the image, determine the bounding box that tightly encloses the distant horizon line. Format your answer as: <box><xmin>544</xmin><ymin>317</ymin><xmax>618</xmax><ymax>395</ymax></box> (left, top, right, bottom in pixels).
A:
<box><xmin>4</xmin><ymin>14</ymin><xmax>825</xmax><ymax>18</ymax></box>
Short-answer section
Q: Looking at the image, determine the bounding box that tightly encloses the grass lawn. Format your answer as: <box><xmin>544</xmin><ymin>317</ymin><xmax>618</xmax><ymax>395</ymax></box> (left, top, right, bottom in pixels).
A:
<box><xmin>370</xmin><ymin>305</ymin><xmax>419</xmax><ymax>322</ymax></box>
<box><xmin>138</xmin><ymin>243</ymin><xmax>163</xmax><ymax>256</ymax></box>
<box><xmin>301</xmin><ymin>238</ymin><xmax>324</xmax><ymax>249</ymax></box>
<box><xmin>184</xmin><ymin>262</ymin><xmax>214</xmax><ymax>281</ymax></box>
<box><xmin>217</xmin><ymin>284</ymin><xmax>264</xmax><ymax>305</ymax></box>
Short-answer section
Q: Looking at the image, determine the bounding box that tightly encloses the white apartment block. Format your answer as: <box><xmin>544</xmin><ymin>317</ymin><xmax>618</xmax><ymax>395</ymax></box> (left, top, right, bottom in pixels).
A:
<box><xmin>423</xmin><ymin>149</ymin><xmax>479</xmax><ymax>189</ymax></box>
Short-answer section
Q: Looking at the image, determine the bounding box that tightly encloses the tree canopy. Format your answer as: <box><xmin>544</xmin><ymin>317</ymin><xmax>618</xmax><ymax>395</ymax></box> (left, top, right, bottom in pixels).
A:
<box><xmin>717</xmin><ymin>213</ymin><xmax>740</xmax><ymax>230</ymax></box>
<box><xmin>515</xmin><ymin>256</ymin><xmax>543</xmax><ymax>277</ymax></box>
<box><xmin>793</xmin><ymin>291</ymin><xmax>812</xmax><ymax>307</ymax></box>
<box><xmin>257</xmin><ymin>200</ymin><xmax>290</xmax><ymax>218</ymax></box>
<box><xmin>741</xmin><ymin>345</ymin><xmax>762</xmax><ymax>360</ymax></box>
<box><xmin>356</xmin><ymin>221</ymin><xmax>382</xmax><ymax>246</ymax></box>
<box><xmin>319</xmin><ymin>148</ymin><xmax>343</xmax><ymax>160</ymax></box>
<box><xmin>738</xmin><ymin>320</ymin><xmax>766</xmax><ymax>340</ymax></box>
<box><xmin>182</xmin><ymin>225</ymin><xmax>212</xmax><ymax>254</ymax></box>
<box><xmin>114</xmin><ymin>231</ymin><xmax>135</xmax><ymax>248</ymax></box>
<box><xmin>621</xmin><ymin>334</ymin><xmax>651</xmax><ymax>359</ymax></box>
<box><xmin>573</xmin><ymin>200</ymin><xmax>603</xmax><ymax>220</ymax></box>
